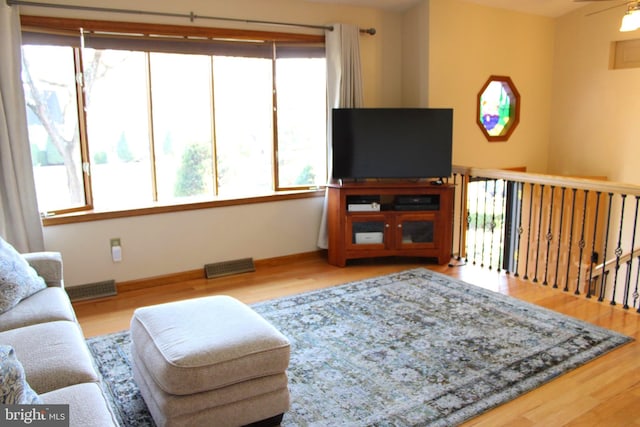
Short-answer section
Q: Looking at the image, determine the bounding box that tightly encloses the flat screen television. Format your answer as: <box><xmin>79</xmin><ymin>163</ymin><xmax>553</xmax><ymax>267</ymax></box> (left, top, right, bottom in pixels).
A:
<box><xmin>331</xmin><ymin>108</ymin><xmax>453</xmax><ymax>180</ymax></box>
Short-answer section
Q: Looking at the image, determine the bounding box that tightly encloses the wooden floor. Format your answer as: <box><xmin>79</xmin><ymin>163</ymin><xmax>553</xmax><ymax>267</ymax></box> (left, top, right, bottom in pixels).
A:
<box><xmin>73</xmin><ymin>253</ymin><xmax>640</xmax><ymax>426</ymax></box>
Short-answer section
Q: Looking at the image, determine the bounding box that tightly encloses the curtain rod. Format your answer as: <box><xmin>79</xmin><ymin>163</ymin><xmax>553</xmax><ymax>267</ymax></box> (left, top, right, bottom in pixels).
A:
<box><xmin>6</xmin><ymin>0</ymin><xmax>377</xmax><ymax>35</ymax></box>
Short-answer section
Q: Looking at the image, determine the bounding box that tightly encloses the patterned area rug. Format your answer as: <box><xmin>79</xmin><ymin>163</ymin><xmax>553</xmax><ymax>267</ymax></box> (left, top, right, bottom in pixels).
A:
<box><xmin>86</xmin><ymin>268</ymin><xmax>631</xmax><ymax>426</ymax></box>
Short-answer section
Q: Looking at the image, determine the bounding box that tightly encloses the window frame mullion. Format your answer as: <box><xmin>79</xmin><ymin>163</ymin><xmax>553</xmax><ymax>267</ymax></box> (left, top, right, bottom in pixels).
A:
<box><xmin>145</xmin><ymin>52</ymin><xmax>160</xmax><ymax>202</ymax></box>
<box><xmin>271</xmin><ymin>42</ymin><xmax>281</xmax><ymax>192</ymax></box>
<box><xmin>210</xmin><ymin>55</ymin><xmax>219</xmax><ymax>197</ymax></box>
<box><xmin>74</xmin><ymin>45</ymin><xmax>94</xmax><ymax>211</ymax></box>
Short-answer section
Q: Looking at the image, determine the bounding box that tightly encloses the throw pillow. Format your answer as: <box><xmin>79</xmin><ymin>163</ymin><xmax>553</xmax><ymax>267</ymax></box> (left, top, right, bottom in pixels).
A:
<box><xmin>0</xmin><ymin>345</ymin><xmax>42</xmax><ymax>404</ymax></box>
<box><xmin>0</xmin><ymin>237</ymin><xmax>46</xmax><ymax>314</ymax></box>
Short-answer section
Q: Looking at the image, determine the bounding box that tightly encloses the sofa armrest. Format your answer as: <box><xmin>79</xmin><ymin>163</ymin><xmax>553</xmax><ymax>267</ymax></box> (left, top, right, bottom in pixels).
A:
<box><xmin>22</xmin><ymin>252</ymin><xmax>64</xmax><ymax>288</ymax></box>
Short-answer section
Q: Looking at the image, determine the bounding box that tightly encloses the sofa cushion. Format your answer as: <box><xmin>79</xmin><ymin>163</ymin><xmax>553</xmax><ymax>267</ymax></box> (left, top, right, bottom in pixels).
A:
<box><xmin>23</xmin><ymin>252</ymin><xmax>63</xmax><ymax>288</ymax></box>
<box><xmin>0</xmin><ymin>287</ymin><xmax>76</xmax><ymax>332</ymax></box>
<box><xmin>41</xmin><ymin>382</ymin><xmax>119</xmax><ymax>427</ymax></box>
<box><xmin>0</xmin><ymin>321</ymin><xmax>99</xmax><ymax>393</ymax></box>
<box><xmin>0</xmin><ymin>237</ymin><xmax>46</xmax><ymax>314</ymax></box>
<box><xmin>0</xmin><ymin>344</ymin><xmax>41</xmax><ymax>404</ymax></box>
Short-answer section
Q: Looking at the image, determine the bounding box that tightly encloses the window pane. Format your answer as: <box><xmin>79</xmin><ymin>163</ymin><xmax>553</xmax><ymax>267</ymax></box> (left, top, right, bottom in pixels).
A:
<box><xmin>276</xmin><ymin>58</ymin><xmax>326</xmax><ymax>188</ymax></box>
<box><xmin>150</xmin><ymin>53</ymin><xmax>214</xmax><ymax>201</ymax></box>
<box><xmin>83</xmin><ymin>49</ymin><xmax>152</xmax><ymax>209</ymax></box>
<box><xmin>22</xmin><ymin>45</ymin><xmax>84</xmax><ymax>213</ymax></box>
<box><xmin>213</xmin><ymin>56</ymin><xmax>273</xmax><ymax>197</ymax></box>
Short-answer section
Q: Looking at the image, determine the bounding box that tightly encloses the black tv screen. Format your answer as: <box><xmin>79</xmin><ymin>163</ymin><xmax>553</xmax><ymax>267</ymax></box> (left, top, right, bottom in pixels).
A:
<box><xmin>331</xmin><ymin>108</ymin><xmax>453</xmax><ymax>180</ymax></box>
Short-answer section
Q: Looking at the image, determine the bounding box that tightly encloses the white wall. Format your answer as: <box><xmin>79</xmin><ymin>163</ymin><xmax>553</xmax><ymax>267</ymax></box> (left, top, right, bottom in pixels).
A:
<box><xmin>549</xmin><ymin>4</ymin><xmax>640</xmax><ymax>305</ymax></box>
<box><xmin>401</xmin><ymin>0</ymin><xmax>640</xmax><ymax>179</ymax></box>
<box><xmin>24</xmin><ymin>0</ymin><xmax>404</xmax><ymax>286</ymax></box>
<box><xmin>549</xmin><ymin>3</ymin><xmax>640</xmax><ymax>184</ymax></box>
<box><xmin>424</xmin><ymin>0</ymin><xmax>556</xmax><ymax>172</ymax></box>
<box><xmin>44</xmin><ymin>197</ymin><xmax>324</xmax><ymax>286</ymax></box>
<box><xmin>401</xmin><ymin>1</ymin><xmax>430</xmax><ymax>107</ymax></box>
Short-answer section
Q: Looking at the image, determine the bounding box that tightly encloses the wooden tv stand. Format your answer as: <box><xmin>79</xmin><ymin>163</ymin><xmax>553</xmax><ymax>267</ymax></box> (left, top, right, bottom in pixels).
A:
<box><xmin>327</xmin><ymin>180</ymin><xmax>454</xmax><ymax>267</ymax></box>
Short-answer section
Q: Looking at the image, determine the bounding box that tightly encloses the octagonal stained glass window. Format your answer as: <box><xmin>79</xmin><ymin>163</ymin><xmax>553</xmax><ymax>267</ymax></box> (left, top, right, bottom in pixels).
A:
<box><xmin>477</xmin><ymin>75</ymin><xmax>520</xmax><ymax>142</ymax></box>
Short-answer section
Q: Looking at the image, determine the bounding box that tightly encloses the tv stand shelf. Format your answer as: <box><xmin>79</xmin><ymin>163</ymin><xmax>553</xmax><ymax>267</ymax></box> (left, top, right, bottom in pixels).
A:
<box><xmin>327</xmin><ymin>181</ymin><xmax>454</xmax><ymax>267</ymax></box>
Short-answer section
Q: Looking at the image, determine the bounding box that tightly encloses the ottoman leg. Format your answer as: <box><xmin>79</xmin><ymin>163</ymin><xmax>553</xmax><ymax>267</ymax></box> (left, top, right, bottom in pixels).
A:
<box><xmin>243</xmin><ymin>413</ymin><xmax>284</xmax><ymax>427</ymax></box>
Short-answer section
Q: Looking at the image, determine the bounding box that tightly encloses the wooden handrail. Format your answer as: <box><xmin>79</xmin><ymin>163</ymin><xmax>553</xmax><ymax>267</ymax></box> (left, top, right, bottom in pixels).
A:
<box><xmin>591</xmin><ymin>247</ymin><xmax>640</xmax><ymax>279</ymax></box>
<box><xmin>452</xmin><ymin>165</ymin><xmax>640</xmax><ymax>197</ymax></box>
<box><xmin>452</xmin><ymin>164</ymin><xmax>640</xmax><ymax>306</ymax></box>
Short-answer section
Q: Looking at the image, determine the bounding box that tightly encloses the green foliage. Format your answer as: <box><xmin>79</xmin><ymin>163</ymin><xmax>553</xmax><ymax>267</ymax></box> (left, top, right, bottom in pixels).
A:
<box><xmin>174</xmin><ymin>143</ymin><xmax>211</xmax><ymax>197</ymax></box>
<box><xmin>94</xmin><ymin>151</ymin><xmax>108</xmax><ymax>164</ymax></box>
<box><xmin>45</xmin><ymin>139</ymin><xmax>63</xmax><ymax>165</ymax></box>
<box><xmin>467</xmin><ymin>212</ymin><xmax>504</xmax><ymax>231</ymax></box>
<box><xmin>116</xmin><ymin>132</ymin><xmax>134</xmax><ymax>162</ymax></box>
<box><xmin>295</xmin><ymin>165</ymin><xmax>316</xmax><ymax>185</ymax></box>
<box><xmin>31</xmin><ymin>140</ymin><xmax>64</xmax><ymax>166</ymax></box>
<box><xmin>30</xmin><ymin>143</ymin><xmax>44</xmax><ymax>166</ymax></box>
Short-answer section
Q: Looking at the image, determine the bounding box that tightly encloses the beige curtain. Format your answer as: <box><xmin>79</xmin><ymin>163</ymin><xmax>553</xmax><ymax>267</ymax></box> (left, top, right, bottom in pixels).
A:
<box><xmin>0</xmin><ymin>3</ymin><xmax>44</xmax><ymax>252</ymax></box>
<box><xmin>317</xmin><ymin>23</ymin><xmax>364</xmax><ymax>249</ymax></box>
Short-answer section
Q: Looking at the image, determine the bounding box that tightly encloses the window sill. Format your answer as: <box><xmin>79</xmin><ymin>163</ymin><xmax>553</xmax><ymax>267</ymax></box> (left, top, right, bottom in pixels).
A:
<box><xmin>42</xmin><ymin>189</ymin><xmax>326</xmax><ymax>226</ymax></box>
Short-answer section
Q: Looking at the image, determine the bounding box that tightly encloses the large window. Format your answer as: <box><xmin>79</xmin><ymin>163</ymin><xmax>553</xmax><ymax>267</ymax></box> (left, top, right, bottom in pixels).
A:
<box><xmin>21</xmin><ymin>17</ymin><xmax>327</xmax><ymax>216</ymax></box>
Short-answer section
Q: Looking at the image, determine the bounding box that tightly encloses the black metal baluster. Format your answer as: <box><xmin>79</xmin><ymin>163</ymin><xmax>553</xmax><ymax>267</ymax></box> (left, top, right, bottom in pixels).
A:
<box><xmin>533</xmin><ymin>185</ymin><xmax>545</xmax><ymax>283</ymax></box>
<box><xmin>599</xmin><ymin>193</ymin><xmax>614</xmax><ymax>302</ymax></box>
<box><xmin>472</xmin><ymin>179</ymin><xmax>480</xmax><ymax>266</ymax></box>
<box><xmin>451</xmin><ymin>173</ymin><xmax>458</xmax><ymax>259</ymax></box>
<box><xmin>498</xmin><ymin>179</ymin><xmax>507</xmax><ymax>273</ymax></box>
<box><xmin>457</xmin><ymin>173</ymin><xmax>467</xmax><ymax>261</ymax></box>
<box><xmin>514</xmin><ymin>183</ymin><xmax>524</xmax><ymax>278</ymax></box>
<box><xmin>523</xmin><ymin>183</ymin><xmax>535</xmax><ymax>281</ymax></box>
<box><xmin>553</xmin><ymin>187</ymin><xmax>567</xmax><ymax>289</ymax></box>
<box><xmin>586</xmin><ymin>192</ymin><xmax>601</xmax><ymax>299</ymax></box>
<box><xmin>480</xmin><ymin>180</ymin><xmax>489</xmax><ymax>268</ymax></box>
<box><xmin>465</xmin><ymin>207</ymin><xmax>471</xmax><ymax>264</ymax></box>
<box><xmin>574</xmin><ymin>190</ymin><xmax>589</xmax><ymax>296</ymax></box>
<box><xmin>488</xmin><ymin>180</ymin><xmax>498</xmax><ymax>270</ymax></box>
<box><xmin>622</xmin><ymin>196</ymin><xmax>639</xmax><ymax>309</ymax></box>
<box><xmin>564</xmin><ymin>189</ymin><xmax>578</xmax><ymax>292</ymax></box>
<box><xmin>610</xmin><ymin>194</ymin><xmax>627</xmax><ymax>306</ymax></box>
<box><xmin>635</xmin><ymin>255</ymin><xmax>640</xmax><ymax>312</ymax></box>
<box><xmin>543</xmin><ymin>186</ymin><xmax>555</xmax><ymax>286</ymax></box>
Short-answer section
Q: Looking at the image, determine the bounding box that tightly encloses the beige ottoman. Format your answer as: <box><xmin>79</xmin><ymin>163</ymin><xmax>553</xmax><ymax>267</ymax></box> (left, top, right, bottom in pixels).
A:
<box><xmin>130</xmin><ymin>295</ymin><xmax>290</xmax><ymax>427</ymax></box>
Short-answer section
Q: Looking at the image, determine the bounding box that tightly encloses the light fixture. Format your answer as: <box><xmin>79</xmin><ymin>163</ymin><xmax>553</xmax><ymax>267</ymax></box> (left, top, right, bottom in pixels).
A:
<box><xmin>620</xmin><ymin>1</ymin><xmax>640</xmax><ymax>32</ymax></box>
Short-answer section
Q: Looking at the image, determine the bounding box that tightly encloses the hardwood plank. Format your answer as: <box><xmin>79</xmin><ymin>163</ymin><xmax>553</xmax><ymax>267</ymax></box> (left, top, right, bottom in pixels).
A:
<box><xmin>72</xmin><ymin>255</ymin><xmax>640</xmax><ymax>426</ymax></box>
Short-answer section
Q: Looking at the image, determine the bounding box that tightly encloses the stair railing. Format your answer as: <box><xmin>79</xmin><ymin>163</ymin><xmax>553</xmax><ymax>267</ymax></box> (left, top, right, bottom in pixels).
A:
<box><xmin>448</xmin><ymin>166</ymin><xmax>640</xmax><ymax>312</ymax></box>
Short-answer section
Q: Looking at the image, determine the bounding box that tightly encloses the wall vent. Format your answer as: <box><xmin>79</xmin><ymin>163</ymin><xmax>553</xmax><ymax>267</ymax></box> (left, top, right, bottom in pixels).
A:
<box><xmin>205</xmin><ymin>257</ymin><xmax>255</xmax><ymax>279</ymax></box>
<box><xmin>65</xmin><ymin>280</ymin><xmax>117</xmax><ymax>302</ymax></box>
<box><xmin>612</xmin><ymin>39</ymin><xmax>640</xmax><ymax>70</ymax></box>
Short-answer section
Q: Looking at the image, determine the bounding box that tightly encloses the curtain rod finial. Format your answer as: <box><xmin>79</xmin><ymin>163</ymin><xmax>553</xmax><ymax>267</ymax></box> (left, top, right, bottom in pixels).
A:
<box><xmin>364</xmin><ymin>27</ymin><xmax>376</xmax><ymax>35</ymax></box>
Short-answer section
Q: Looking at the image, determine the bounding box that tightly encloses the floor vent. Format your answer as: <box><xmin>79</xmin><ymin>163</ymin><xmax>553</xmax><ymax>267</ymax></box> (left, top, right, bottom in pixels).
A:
<box><xmin>205</xmin><ymin>257</ymin><xmax>255</xmax><ymax>279</ymax></box>
<box><xmin>66</xmin><ymin>280</ymin><xmax>117</xmax><ymax>302</ymax></box>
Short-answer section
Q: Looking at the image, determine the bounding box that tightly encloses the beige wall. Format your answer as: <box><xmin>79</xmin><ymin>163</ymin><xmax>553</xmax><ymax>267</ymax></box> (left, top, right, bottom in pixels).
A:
<box><xmin>549</xmin><ymin>3</ymin><xmax>640</xmax><ymax>184</ymax></box>
<box><xmin>401</xmin><ymin>0</ymin><xmax>430</xmax><ymax>107</ymax></box>
<box><xmin>29</xmin><ymin>0</ymin><xmax>638</xmax><ymax>286</ymax></box>
<box><xmin>26</xmin><ymin>0</ymin><xmax>404</xmax><ymax>286</ymax></box>
<box><xmin>422</xmin><ymin>0</ymin><xmax>556</xmax><ymax>172</ymax></box>
<box><xmin>44</xmin><ymin>198</ymin><xmax>325</xmax><ymax>286</ymax></box>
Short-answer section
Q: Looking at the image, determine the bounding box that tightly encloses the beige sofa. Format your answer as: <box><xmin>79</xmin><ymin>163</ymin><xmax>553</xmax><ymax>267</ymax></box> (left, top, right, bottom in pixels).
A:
<box><xmin>0</xmin><ymin>251</ymin><xmax>118</xmax><ymax>426</ymax></box>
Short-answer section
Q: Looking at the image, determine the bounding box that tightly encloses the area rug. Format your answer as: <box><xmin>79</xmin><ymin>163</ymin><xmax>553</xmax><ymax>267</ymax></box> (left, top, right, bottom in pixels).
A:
<box><xmin>86</xmin><ymin>268</ymin><xmax>631</xmax><ymax>426</ymax></box>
